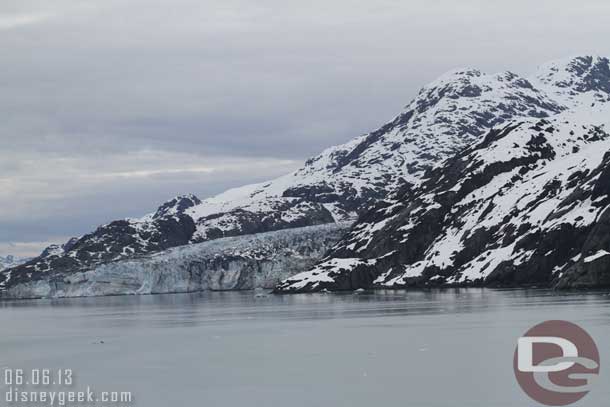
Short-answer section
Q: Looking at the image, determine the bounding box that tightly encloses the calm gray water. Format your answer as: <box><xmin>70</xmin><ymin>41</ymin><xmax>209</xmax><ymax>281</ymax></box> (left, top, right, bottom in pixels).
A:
<box><xmin>0</xmin><ymin>289</ymin><xmax>608</xmax><ymax>407</ymax></box>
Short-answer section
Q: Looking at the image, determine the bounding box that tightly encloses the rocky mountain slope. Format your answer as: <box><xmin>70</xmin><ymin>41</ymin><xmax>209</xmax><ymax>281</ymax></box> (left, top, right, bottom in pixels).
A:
<box><xmin>0</xmin><ymin>223</ymin><xmax>348</xmax><ymax>299</ymax></box>
<box><xmin>277</xmin><ymin>56</ymin><xmax>610</xmax><ymax>292</ymax></box>
<box><xmin>2</xmin><ymin>55</ymin><xmax>609</xmax><ymax>297</ymax></box>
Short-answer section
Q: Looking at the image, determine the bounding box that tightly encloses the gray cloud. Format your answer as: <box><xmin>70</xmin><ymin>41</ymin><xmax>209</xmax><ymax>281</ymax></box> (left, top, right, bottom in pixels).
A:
<box><xmin>2</xmin><ymin>0</ymin><xmax>610</xmax><ymax>255</ymax></box>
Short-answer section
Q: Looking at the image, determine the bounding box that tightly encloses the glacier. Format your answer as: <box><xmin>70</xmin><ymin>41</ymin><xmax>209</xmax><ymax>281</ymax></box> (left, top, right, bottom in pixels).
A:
<box><xmin>0</xmin><ymin>223</ymin><xmax>348</xmax><ymax>299</ymax></box>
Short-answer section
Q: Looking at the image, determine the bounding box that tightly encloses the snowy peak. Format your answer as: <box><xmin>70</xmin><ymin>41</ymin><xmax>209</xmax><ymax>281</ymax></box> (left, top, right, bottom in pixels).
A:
<box><xmin>282</xmin><ymin>64</ymin><xmax>566</xmax><ymax>209</ymax></box>
<box><xmin>534</xmin><ymin>56</ymin><xmax>610</xmax><ymax>106</ymax></box>
<box><xmin>39</xmin><ymin>237</ymin><xmax>79</xmax><ymax>258</ymax></box>
<box><xmin>412</xmin><ymin>68</ymin><xmax>535</xmax><ymax>110</ymax></box>
<box><xmin>189</xmin><ymin>56</ymin><xmax>609</xmax><ymax>225</ymax></box>
<box><xmin>153</xmin><ymin>194</ymin><xmax>202</xmax><ymax>219</ymax></box>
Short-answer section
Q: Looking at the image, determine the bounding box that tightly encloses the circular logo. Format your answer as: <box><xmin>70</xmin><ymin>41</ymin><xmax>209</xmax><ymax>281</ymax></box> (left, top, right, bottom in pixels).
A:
<box><xmin>513</xmin><ymin>320</ymin><xmax>600</xmax><ymax>406</ymax></box>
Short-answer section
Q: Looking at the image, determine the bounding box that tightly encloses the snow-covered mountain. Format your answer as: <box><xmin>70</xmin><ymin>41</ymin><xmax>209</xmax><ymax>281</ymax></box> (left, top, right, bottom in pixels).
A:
<box><xmin>0</xmin><ymin>255</ymin><xmax>30</xmax><ymax>271</ymax></box>
<box><xmin>3</xmin><ymin>55</ymin><xmax>609</xmax><ymax>297</ymax></box>
<box><xmin>277</xmin><ymin>56</ymin><xmax>610</xmax><ymax>292</ymax></box>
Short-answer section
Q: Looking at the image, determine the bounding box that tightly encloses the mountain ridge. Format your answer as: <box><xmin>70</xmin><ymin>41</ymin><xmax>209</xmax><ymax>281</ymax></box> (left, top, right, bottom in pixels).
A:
<box><xmin>276</xmin><ymin>56</ymin><xmax>610</xmax><ymax>292</ymax></box>
<box><xmin>3</xmin><ymin>55</ymin><xmax>609</xmax><ymax>296</ymax></box>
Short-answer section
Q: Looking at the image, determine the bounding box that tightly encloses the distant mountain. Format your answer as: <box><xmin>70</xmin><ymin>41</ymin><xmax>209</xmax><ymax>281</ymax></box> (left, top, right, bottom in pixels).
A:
<box><xmin>0</xmin><ymin>255</ymin><xmax>30</xmax><ymax>272</ymax></box>
<box><xmin>3</xmin><ymin>55</ymin><xmax>610</xmax><ymax>297</ymax></box>
<box><xmin>277</xmin><ymin>56</ymin><xmax>610</xmax><ymax>292</ymax></box>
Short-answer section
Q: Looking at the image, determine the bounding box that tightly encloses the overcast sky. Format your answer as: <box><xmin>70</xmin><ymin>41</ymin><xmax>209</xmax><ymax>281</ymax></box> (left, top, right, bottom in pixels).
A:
<box><xmin>2</xmin><ymin>0</ymin><xmax>610</xmax><ymax>256</ymax></box>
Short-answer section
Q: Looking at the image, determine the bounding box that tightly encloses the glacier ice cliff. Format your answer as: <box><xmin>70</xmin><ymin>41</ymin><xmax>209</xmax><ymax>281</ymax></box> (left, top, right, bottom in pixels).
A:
<box><xmin>0</xmin><ymin>223</ymin><xmax>348</xmax><ymax>299</ymax></box>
